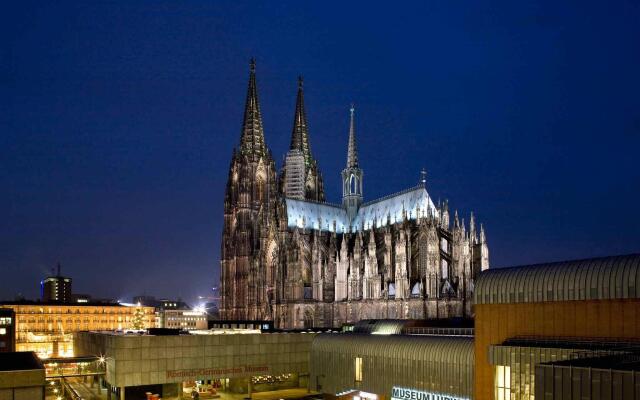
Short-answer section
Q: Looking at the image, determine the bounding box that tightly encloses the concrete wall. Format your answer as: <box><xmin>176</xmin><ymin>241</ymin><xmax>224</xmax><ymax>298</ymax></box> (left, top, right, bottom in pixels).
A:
<box><xmin>74</xmin><ymin>332</ymin><xmax>316</xmax><ymax>388</ymax></box>
<box><xmin>0</xmin><ymin>368</ymin><xmax>45</xmax><ymax>400</ymax></box>
<box><xmin>474</xmin><ymin>299</ymin><xmax>640</xmax><ymax>400</ymax></box>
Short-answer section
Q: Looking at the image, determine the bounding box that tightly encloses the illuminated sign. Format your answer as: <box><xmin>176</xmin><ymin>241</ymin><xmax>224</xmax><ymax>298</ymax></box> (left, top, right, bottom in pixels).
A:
<box><xmin>166</xmin><ymin>365</ymin><xmax>269</xmax><ymax>379</ymax></box>
<box><xmin>391</xmin><ymin>387</ymin><xmax>468</xmax><ymax>400</ymax></box>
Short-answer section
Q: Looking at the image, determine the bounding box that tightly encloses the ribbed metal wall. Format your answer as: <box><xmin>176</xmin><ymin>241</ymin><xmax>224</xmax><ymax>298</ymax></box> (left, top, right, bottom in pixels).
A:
<box><xmin>310</xmin><ymin>333</ymin><xmax>474</xmax><ymax>399</ymax></box>
<box><xmin>536</xmin><ymin>364</ymin><xmax>640</xmax><ymax>400</ymax></box>
<box><xmin>474</xmin><ymin>254</ymin><xmax>640</xmax><ymax>304</ymax></box>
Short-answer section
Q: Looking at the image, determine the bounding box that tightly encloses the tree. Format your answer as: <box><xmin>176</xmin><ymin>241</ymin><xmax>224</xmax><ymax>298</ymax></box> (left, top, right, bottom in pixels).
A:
<box><xmin>132</xmin><ymin>306</ymin><xmax>146</xmax><ymax>330</ymax></box>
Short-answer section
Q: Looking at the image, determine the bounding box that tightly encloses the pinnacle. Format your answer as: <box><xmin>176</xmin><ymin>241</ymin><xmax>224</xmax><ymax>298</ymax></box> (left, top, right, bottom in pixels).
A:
<box><xmin>290</xmin><ymin>77</ymin><xmax>313</xmax><ymax>166</ymax></box>
<box><xmin>239</xmin><ymin>58</ymin><xmax>266</xmax><ymax>157</ymax></box>
<box><xmin>346</xmin><ymin>105</ymin><xmax>359</xmax><ymax>168</ymax></box>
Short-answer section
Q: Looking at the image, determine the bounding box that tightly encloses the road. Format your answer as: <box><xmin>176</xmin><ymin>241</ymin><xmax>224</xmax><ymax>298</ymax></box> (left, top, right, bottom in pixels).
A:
<box><xmin>66</xmin><ymin>377</ymin><xmax>108</xmax><ymax>400</ymax></box>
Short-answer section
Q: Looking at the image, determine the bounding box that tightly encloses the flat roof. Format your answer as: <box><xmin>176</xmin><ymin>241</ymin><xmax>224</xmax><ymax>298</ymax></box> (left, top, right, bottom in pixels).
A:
<box><xmin>87</xmin><ymin>328</ymin><xmax>265</xmax><ymax>336</ymax></box>
<box><xmin>502</xmin><ymin>336</ymin><xmax>640</xmax><ymax>351</ymax></box>
<box><xmin>0</xmin><ymin>352</ymin><xmax>44</xmax><ymax>372</ymax></box>
<box><xmin>543</xmin><ymin>354</ymin><xmax>640</xmax><ymax>371</ymax></box>
<box><xmin>0</xmin><ymin>300</ymin><xmax>148</xmax><ymax>307</ymax></box>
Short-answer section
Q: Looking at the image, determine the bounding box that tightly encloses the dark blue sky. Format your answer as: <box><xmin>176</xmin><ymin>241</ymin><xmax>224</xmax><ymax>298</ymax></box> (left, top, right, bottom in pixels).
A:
<box><xmin>2</xmin><ymin>1</ymin><xmax>639</xmax><ymax>304</ymax></box>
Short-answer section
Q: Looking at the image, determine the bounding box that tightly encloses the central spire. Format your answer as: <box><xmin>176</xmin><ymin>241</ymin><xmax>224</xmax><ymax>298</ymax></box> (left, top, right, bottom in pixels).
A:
<box><xmin>290</xmin><ymin>76</ymin><xmax>313</xmax><ymax>166</ymax></box>
<box><xmin>239</xmin><ymin>58</ymin><xmax>266</xmax><ymax>157</ymax></box>
<box><xmin>347</xmin><ymin>104</ymin><xmax>359</xmax><ymax>168</ymax></box>
<box><xmin>342</xmin><ymin>104</ymin><xmax>363</xmax><ymax>221</ymax></box>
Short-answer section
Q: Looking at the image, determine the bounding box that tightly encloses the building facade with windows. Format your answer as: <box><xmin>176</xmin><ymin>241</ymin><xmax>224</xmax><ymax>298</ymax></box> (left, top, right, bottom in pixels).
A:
<box><xmin>0</xmin><ymin>302</ymin><xmax>155</xmax><ymax>358</ymax></box>
<box><xmin>0</xmin><ymin>309</ymin><xmax>15</xmax><ymax>353</ymax></box>
<box><xmin>220</xmin><ymin>61</ymin><xmax>489</xmax><ymax>329</ymax></box>
<box><xmin>133</xmin><ymin>297</ymin><xmax>209</xmax><ymax>330</ymax></box>
<box><xmin>40</xmin><ymin>264</ymin><xmax>72</xmax><ymax>303</ymax></box>
<box><xmin>160</xmin><ymin>309</ymin><xmax>207</xmax><ymax>330</ymax></box>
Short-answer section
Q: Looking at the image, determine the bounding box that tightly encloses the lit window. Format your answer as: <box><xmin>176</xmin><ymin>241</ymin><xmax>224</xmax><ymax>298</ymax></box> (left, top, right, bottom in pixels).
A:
<box><xmin>355</xmin><ymin>357</ymin><xmax>363</xmax><ymax>382</ymax></box>
<box><xmin>0</xmin><ymin>328</ymin><xmax>6</xmax><ymax>335</ymax></box>
<box><xmin>495</xmin><ymin>365</ymin><xmax>511</xmax><ymax>400</ymax></box>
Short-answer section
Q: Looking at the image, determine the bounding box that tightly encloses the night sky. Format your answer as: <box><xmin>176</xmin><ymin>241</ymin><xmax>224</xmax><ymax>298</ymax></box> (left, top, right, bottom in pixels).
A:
<box><xmin>2</xmin><ymin>1</ymin><xmax>639</xmax><ymax>305</ymax></box>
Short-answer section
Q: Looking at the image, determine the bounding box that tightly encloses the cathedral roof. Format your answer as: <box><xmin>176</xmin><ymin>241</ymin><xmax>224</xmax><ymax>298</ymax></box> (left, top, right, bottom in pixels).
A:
<box><xmin>285</xmin><ymin>199</ymin><xmax>349</xmax><ymax>233</ymax></box>
<box><xmin>285</xmin><ymin>185</ymin><xmax>438</xmax><ymax>233</ymax></box>
<box><xmin>351</xmin><ymin>185</ymin><xmax>438</xmax><ymax>230</ymax></box>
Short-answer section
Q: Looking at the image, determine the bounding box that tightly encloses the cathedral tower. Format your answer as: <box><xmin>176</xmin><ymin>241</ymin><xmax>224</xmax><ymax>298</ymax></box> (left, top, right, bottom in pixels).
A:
<box><xmin>282</xmin><ymin>77</ymin><xmax>325</xmax><ymax>201</ymax></box>
<box><xmin>220</xmin><ymin>59</ymin><xmax>277</xmax><ymax>320</ymax></box>
<box><xmin>342</xmin><ymin>105</ymin><xmax>363</xmax><ymax>221</ymax></box>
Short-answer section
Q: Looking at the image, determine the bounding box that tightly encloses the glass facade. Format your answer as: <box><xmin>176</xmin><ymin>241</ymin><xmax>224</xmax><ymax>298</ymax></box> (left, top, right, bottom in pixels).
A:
<box><xmin>495</xmin><ymin>366</ymin><xmax>511</xmax><ymax>400</ymax></box>
<box><xmin>489</xmin><ymin>343</ymin><xmax>627</xmax><ymax>400</ymax></box>
<box><xmin>355</xmin><ymin>357</ymin><xmax>363</xmax><ymax>382</ymax></box>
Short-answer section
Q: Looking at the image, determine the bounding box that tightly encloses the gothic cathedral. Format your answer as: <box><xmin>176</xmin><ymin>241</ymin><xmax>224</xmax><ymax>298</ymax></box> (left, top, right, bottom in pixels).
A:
<box><xmin>220</xmin><ymin>61</ymin><xmax>489</xmax><ymax>329</ymax></box>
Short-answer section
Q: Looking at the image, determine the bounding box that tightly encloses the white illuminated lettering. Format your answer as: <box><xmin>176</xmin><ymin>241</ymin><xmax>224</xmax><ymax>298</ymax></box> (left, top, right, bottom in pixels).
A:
<box><xmin>390</xmin><ymin>387</ymin><xmax>467</xmax><ymax>400</ymax></box>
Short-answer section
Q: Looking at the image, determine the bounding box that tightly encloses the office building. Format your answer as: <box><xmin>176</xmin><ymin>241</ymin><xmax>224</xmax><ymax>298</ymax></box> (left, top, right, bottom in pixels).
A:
<box><xmin>40</xmin><ymin>263</ymin><xmax>72</xmax><ymax>303</ymax></box>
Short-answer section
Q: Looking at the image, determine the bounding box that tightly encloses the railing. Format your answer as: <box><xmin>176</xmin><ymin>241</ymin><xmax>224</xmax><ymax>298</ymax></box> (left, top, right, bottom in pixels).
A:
<box><xmin>62</xmin><ymin>378</ymin><xmax>83</xmax><ymax>400</ymax></box>
<box><xmin>506</xmin><ymin>335</ymin><xmax>640</xmax><ymax>352</ymax></box>
<box><xmin>404</xmin><ymin>327</ymin><xmax>474</xmax><ymax>336</ymax></box>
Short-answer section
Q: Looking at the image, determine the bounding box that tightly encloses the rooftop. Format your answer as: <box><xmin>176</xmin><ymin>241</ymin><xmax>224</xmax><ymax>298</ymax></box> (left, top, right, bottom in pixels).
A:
<box><xmin>0</xmin><ymin>300</ymin><xmax>124</xmax><ymax>307</ymax></box>
<box><xmin>285</xmin><ymin>185</ymin><xmax>438</xmax><ymax>233</ymax></box>
<box><xmin>475</xmin><ymin>253</ymin><xmax>640</xmax><ymax>304</ymax></box>
<box><xmin>502</xmin><ymin>336</ymin><xmax>640</xmax><ymax>352</ymax></box>
<box><xmin>543</xmin><ymin>354</ymin><xmax>640</xmax><ymax>371</ymax></box>
<box><xmin>0</xmin><ymin>352</ymin><xmax>44</xmax><ymax>372</ymax></box>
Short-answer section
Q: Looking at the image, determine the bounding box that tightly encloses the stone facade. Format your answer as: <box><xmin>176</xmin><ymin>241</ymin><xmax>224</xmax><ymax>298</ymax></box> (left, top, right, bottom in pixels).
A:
<box><xmin>220</xmin><ymin>61</ymin><xmax>489</xmax><ymax>329</ymax></box>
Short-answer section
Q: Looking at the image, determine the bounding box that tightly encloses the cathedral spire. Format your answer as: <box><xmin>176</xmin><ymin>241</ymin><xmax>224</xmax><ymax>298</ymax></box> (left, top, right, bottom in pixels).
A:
<box><xmin>239</xmin><ymin>58</ymin><xmax>266</xmax><ymax>157</ymax></box>
<box><xmin>347</xmin><ymin>104</ymin><xmax>359</xmax><ymax>168</ymax></box>
<box><xmin>290</xmin><ymin>76</ymin><xmax>313</xmax><ymax>166</ymax></box>
<box><xmin>342</xmin><ymin>104</ymin><xmax>363</xmax><ymax>220</ymax></box>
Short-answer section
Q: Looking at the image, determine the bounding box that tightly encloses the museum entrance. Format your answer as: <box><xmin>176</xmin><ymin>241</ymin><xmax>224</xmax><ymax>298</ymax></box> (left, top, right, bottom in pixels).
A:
<box><xmin>180</xmin><ymin>373</ymin><xmax>313</xmax><ymax>400</ymax></box>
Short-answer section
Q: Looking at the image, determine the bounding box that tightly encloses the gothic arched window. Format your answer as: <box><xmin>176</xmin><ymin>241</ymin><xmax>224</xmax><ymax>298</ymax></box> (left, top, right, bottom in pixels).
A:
<box><xmin>255</xmin><ymin>178</ymin><xmax>265</xmax><ymax>203</ymax></box>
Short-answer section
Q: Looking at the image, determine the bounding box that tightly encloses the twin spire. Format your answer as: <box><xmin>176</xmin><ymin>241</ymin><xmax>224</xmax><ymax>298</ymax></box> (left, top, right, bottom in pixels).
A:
<box><xmin>238</xmin><ymin>59</ymin><xmax>359</xmax><ymax>173</ymax></box>
<box><xmin>239</xmin><ymin>58</ymin><xmax>266</xmax><ymax>157</ymax></box>
<box><xmin>290</xmin><ymin>76</ymin><xmax>313</xmax><ymax>166</ymax></box>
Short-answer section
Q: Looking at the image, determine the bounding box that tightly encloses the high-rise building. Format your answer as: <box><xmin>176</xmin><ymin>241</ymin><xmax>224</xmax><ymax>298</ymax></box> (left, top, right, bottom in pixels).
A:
<box><xmin>220</xmin><ymin>61</ymin><xmax>489</xmax><ymax>329</ymax></box>
<box><xmin>40</xmin><ymin>263</ymin><xmax>72</xmax><ymax>303</ymax></box>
